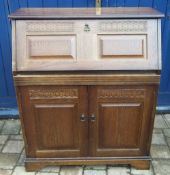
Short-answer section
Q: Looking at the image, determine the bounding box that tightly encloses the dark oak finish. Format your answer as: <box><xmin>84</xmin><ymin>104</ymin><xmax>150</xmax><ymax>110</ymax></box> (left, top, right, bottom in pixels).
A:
<box><xmin>14</xmin><ymin>73</ymin><xmax>160</xmax><ymax>86</ymax></box>
<box><xmin>11</xmin><ymin>7</ymin><xmax>162</xmax><ymax>172</ymax></box>
<box><xmin>15</xmin><ymin>73</ymin><xmax>159</xmax><ymax>171</ymax></box>
<box><xmin>17</xmin><ymin>86</ymin><xmax>88</xmax><ymax>158</ymax></box>
<box><xmin>25</xmin><ymin>158</ymin><xmax>150</xmax><ymax>171</ymax></box>
<box><xmin>9</xmin><ymin>7</ymin><xmax>164</xmax><ymax>19</ymax></box>
<box><xmin>89</xmin><ymin>85</ymin><xmax>157</xmax><ymax>157</ymax></box>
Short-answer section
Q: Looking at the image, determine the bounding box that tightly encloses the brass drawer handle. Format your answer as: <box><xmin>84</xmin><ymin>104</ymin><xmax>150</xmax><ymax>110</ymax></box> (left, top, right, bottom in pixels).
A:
<box><xmin>80</xmin><ymin>114</ymin><xmax>96</xmax><ymax>122</ymax></box>
<box><xmin>84</xmin><ymin>24</ymin><xmax>90</xmax><ymax>32</ymax></box>
<box><xmin>80</xmin><ymin>114</ymin><xmax>88</xmax><ymax>122</ymax></box>
<box><xmin>89</xmin><ymin>114</ymin><xmax>96</xmax><ymax>122</ymax></box>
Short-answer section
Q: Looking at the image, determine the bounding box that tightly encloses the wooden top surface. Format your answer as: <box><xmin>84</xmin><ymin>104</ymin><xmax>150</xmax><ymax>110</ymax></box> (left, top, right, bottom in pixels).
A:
<box><xmin>9</xmin><ymin>7</ymin><xmax>164</xmax><ymax>19</ymax></box>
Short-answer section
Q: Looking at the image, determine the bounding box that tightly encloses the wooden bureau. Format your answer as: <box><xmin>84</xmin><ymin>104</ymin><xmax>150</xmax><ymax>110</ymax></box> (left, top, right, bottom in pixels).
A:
<box><xmin>9</xmin><ymin>8</ymin><xmax>163</xmax><ymax>171</ymax></box>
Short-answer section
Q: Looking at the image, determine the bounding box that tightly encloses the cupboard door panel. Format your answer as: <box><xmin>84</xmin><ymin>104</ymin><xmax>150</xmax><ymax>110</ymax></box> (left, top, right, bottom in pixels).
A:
<box><xmin>17</xmin><ymin>86</ymin><xmax>88</xmax><ymax>158</ymax></box>
<box><xmin>89</xmin><ymin>86</ymin><xmax>157</xmax><ymax>157</ymax></box>
<box><xmin>34</xmin><ymin>103</ymin><xmax>78</xmax><ymax>150</ymax></box>
<box><xmin>98</xmin><ymin>103</ymin><xmax>143</xmax><ymax>149</ymax></box>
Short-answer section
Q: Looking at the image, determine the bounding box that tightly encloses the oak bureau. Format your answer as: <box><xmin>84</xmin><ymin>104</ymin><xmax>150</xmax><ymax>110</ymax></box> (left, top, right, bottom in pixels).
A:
<box><xmin>9</xmin><ymin>8</ymin><xmax>164</xmax><ymax>171</ymax></box>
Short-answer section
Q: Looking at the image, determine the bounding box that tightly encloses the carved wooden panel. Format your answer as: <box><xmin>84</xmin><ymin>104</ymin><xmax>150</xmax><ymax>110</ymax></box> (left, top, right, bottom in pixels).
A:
<box><xmin>29</xmin><ymin>88</ymin><xmax>78</xmax><ymax>99</ymax></box>
<box><xmin>26</xmin><ymin>22</ymin><xmax>74</xmax><ymax>32</ymax></box>
<box><xmin>27</xmin><ymin>35</ymin><xmax>76</xmax><ymax>60</ymax></box>
<box><xmin>99</xmin><ymin>35</ymin><xmax>146</xmax><ymax>59</ymax></box>
<box><xmin>97</xmin><ymin>89</ymin><xmax>145</xmax><ymax>99</ymax></box>
<box><xmin>99</xmin><ymin>20</ymin><xmax>147</xmax><ymax>32</ymax></box>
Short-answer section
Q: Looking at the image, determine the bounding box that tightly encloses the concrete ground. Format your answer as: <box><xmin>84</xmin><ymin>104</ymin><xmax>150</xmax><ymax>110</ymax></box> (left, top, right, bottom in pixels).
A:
<box><xmin>0</xmin><ymin>114</ymin><xmax>170</xmax><ymax>175</ymax></box>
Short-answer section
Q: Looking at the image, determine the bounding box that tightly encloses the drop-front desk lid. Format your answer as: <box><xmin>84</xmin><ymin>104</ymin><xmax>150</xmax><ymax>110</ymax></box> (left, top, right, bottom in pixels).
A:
<box><xmin>10</xmin><ymin>7</ymin><xmax>164</xmax><ymax>71</ymax></box>
<box><xmin>9</xmin><ymin>7</ymin><xmax>164</xmax><ymax>19</ymax></box>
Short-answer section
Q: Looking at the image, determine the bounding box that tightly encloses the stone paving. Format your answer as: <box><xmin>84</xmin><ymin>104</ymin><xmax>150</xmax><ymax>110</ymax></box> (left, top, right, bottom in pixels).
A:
<box><xmin>0</xmin><ymin>114</ymin><xmax>169</xmax><ymax>175</ymax></box>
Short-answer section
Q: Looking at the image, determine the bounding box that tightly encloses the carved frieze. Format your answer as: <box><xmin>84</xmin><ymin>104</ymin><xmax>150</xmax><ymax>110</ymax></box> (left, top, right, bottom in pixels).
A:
<box><xmin>99</xmin><ymin>21</ymin><xmax>147</xmax><ymax>32</ymax></box>
<box><xmin>98</xmin><ymin>89</ymin><xmax>145</xmax><ymax>98</ymax></box>
<box><xmin>26</xmin><ymin>22</ymin><xmax>74</xmax><ymax>32</ymax></box>
<box><xmin>29</xmin><ymin>89</ymin><xmax>78</xmax><ymax>98</ymax></box>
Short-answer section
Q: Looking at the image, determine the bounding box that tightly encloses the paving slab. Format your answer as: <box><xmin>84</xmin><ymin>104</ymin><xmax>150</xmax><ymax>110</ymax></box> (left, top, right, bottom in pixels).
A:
<box><xmin>84</xmin><ymin>170</ymin><xmax>106</xmax><ymax>175</ymax></box>
<box><xmin>12</xmin><ymin>166</ymin><xmax>35</xmax><ymax>175</ymax></box>
<box><xmin>153</xmin><ymin>128</ymin><xmax>163</xmax><ymax>134</ymax></box>
<box><xmin>107</xmin><ymin>166</ymin><xmax>130</xmax><ymax>175</ymax></box>
<box><xmin>0</xmin><ymin>121</ymin><xmax>5</xmax><ymax>132</ymax></box>
<box><xmin>0</xmin><ymin>153</ymin><xmax>19</xmax><ymax>169</ymax></box>
<box><xmin>164</xmin><ymin>114</ymin><xmax>170</xmax><ymax>128</ymax></box>
<box><xmin>166</xmin><ymin>138</ymin><xmax>170</xmax><ymax>148</ymax></box>
<box><xmin>60</xmin><ymin>166</ymin><xmax>83</xmax><ymax>175</ymax></box>
<box><xmin>17</xmin><ymin>149</ymin><xmax>25</xmax><ymax>166</ymax></box>
<box><xmin>0</xmin><ymin>169</ymin><xmax>12</xmax><ymax>175</ymax></box>
<box><xmin>36</xmin><ymin>173</ymin><xmax>58</xmax><ymax>175</ymax></box>
<box><xmin>0</xmin><ymin>145</ymin><xmax>3</xmax><ymax>152</ymax></box>
<box><xmin>1</xmin><ymin>120</ymin><xmax>20</xmax><ymax>135</ymax></box>
<box><xmin>10</xmin><ymin>135</ymin><xmax>23</xmax><ymax>140</ymax></box>
<box><xmin>163</xmin><ymin>129</ymin><xmax>170</xmax><ymax>137</ymax></box>
<box><xmin>151</xmin><ymin>145</ymin><xmax>170</xmax><ymax>158</ymax></box>
<box><xmin>152</xmin><ymin>160</ymin><xmax>170</xmax><ymax>175</ymax></box>
<box><xmin>2</xmin><ymin>140</ymin><xmax>24</xmax><ymax>154</ymax></box>
<box><xmin>151</xmin><ymin>133</ymin><xmax>167</xmax><ymax>145</ymax></box>
<box><xmin>154</xmin><ymin>115</ymin><xmax>168</xmax><ymax>129</ymax></box>
<box><xmin>131</xmin><ymin>166</ymin><xmax>154</xmax><ymax>175</ymax></box>
<box><xmin>0</xmin><ymin>135</ymin><xmax>8</xmax><ymax>145</ymax></box>
<box><xmin>39</xmin><ymin>166</ymin><xmax>60</xmax><ymax>173</ymax></box>
<box><xmin>84</xmin><ymin>165</ymin><xmax>106</xmax><ymax>170</ymax></box>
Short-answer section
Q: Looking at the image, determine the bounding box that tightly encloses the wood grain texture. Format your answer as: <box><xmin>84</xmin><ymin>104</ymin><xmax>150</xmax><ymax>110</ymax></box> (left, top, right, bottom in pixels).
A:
<box><xmin>16</xmin><ymin>85</ymin><xmax>88</xmax><ymax>158</ymax></box>
<box><xmin>27</xmin><ymin>35</ymin><xmax>76</xmax><ymax>59</ymax></box>
<box><xmin>14</xmin><ymin>19</ymin><xmax>160</xmax><ymax>71</ymax></box>
<box><xmin>9</xmin><ymin>7</ymin><xmax>164</xmax><ymax>19</ymax></box>
<box><xmin>14</xmin><ymin>73</ymin><xmax>160</xmax><ymax>86</ymax></box>
<box><xmin>88</xmin><ymin>85</ymin><xmax>158</xmax><ymax>157</ymax></box>
<box><xmin>12</xmin><ymin>6</ymin><xmax>161</xmax><ymax>171</ymax></box>
<box><xmin>25</xmin><ymin>158</ymin><xmax>150</xmax><ymax>171</ymax></box>
<box><xmin>15</xmin><ymin>74</ymin><xmax>158</xmax><ymax>171</ymax></box>
<box><xmin>99</xmin><ymin>35</ymin><xmax>145</xmax><ymax>58</ymax></box>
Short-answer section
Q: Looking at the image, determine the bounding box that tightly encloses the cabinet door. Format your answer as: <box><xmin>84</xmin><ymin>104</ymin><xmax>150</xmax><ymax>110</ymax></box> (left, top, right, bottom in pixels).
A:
<box><xmin>17</xmin><ymin>86</ymin><xmax>88</xmax><ymax>158</ymax></box>
<box><xmin>89</xmin><ymin>86</ymin><xmax>157</xmax><ymax>157</ymax></box>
